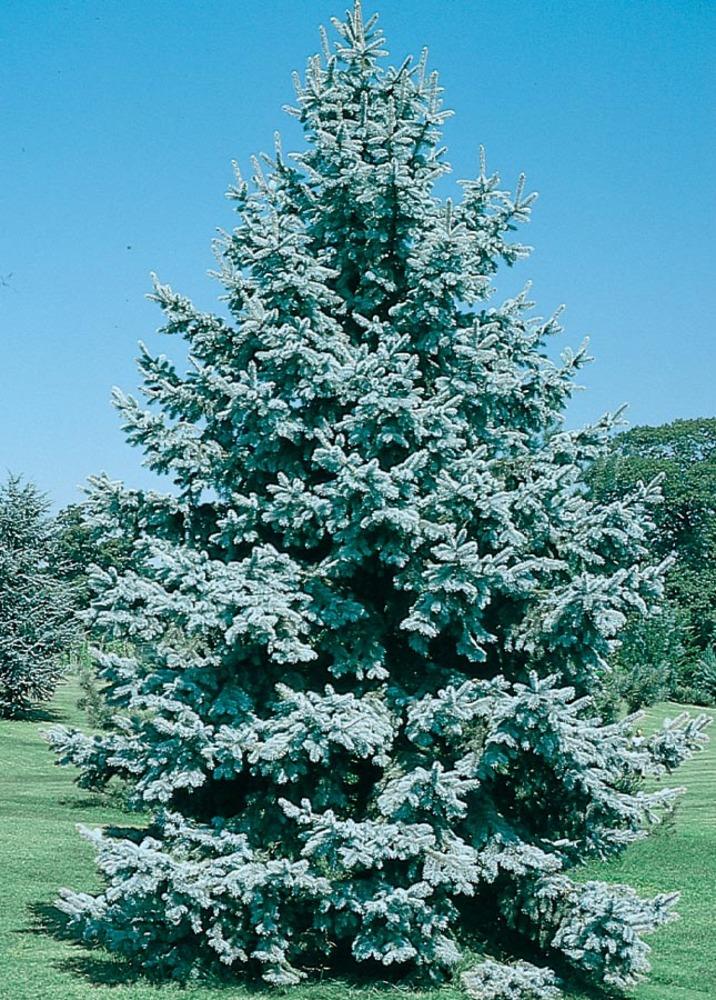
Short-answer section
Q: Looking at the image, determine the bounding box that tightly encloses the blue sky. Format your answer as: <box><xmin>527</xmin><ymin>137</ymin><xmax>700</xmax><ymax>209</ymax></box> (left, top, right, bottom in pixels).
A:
<box><xmin>1</xmin><ymin>0</ymin><xmax>714</xmax><ymax>508</ymax></box>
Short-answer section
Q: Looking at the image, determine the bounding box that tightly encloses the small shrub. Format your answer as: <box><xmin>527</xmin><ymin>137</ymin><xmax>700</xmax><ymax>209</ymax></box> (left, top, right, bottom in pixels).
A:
<box><xmin>462</xmin><ymin>958</ymin><xmax>562</xmax><ymax>999</ymax></box>
<box><xmin>76</xmin><ymin>649</ymin><xmax>114</xmax><ymax>728</ymax></box>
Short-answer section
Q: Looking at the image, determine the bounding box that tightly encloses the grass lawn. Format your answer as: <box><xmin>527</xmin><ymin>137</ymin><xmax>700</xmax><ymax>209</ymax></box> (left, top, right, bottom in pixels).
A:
<box><xmin>0</xmin><ymin>676</ymin><xmax>714</xmax><ymax>999</ymax></box>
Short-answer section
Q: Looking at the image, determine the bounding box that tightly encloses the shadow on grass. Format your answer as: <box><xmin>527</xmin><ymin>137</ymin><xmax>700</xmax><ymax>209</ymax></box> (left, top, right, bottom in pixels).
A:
<box><xmin>558</xmin><ymin>979</ymin><xmax>623</xmax><ymax>1000</ymax></box>
<box><xmin>23</xmin><ymin>902</ymin><xmax>176</xmax><ymax>989</ymax></box>
<box><xmin>61</xmin><ymin>955</ymin><xmax>304</xmax><ymax>994</ymax></box>
<box><xmin>52</xmin><ymin>956</ymin><xmax>623</xmax><ymax>1000</ymax></box>
<box><xmin>53</xmin><ymin>955</ymin><xmax>452</xmax><ymax>997</ymax></box>
<box><xmin>56</xmin><ymin>776</ymin><xmax>144</xmax><ymax>816</ymax></box>
<box><xmin>24</xmin><ymin>901</ymin><xmax>624</xmax><ymax>999</ymax></box>
<box><xmin>55</xmin><ymin>793</ymin><xmax>138</xmax><ymax>814</ymax></box>
<box><xmin>24</xmin><ymin>901</ymin><xmax>73</xmax><ymax>940</ymax></box>
<box><xmin>22</xmin><ymin>901</ymin><xmax>307</xmax><ymax>994</ymax></box>
<box><xmin>24</xmin><ymin>902</ymin><xmax>446</xmax><ymax>996</ymax></box>
<box><xmin>10</xmin><ymin>704</ymin><xmax>65</xmax><ymax>723</ymax></box>
<box><xmin>56</xmin><ymin>794</ymin><xmax>114</xmax><ymax>810</ymax></box>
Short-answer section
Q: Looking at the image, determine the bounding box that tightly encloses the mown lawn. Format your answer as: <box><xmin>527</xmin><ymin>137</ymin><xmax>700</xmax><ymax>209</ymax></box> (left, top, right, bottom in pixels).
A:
<box><xmin>0</xmin><ymin>677</ymin><xmax>713</xmax><ymax>999</ymax></box>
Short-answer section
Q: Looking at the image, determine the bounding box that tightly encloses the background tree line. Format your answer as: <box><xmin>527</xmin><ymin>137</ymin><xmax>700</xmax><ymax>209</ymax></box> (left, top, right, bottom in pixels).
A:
<box><xmin>591</xmin><ymin>416</ymin><xmax>716</xmax><ymax>709</ymax></box>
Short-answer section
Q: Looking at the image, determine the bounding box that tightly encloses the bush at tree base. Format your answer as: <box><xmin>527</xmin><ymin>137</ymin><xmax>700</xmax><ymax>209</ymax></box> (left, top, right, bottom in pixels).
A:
<box><xmin>48</xmin><ymin>4</ymin><xmax>709</xmax><ymax>994</ymax></box>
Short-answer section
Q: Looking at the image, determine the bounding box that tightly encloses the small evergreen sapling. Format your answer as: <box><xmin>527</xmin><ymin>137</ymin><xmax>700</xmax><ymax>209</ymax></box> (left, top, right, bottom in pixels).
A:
<box><xmin>49</xmin><ymin>4</ymin><xmax>709</xmax><ymax>993</ymax></box>
<box><xmin>462</xmin><ymin>959</ymin><xmax>561</xmax><ymax>1000</ymax></box>
<box><xmin>0</xmin><ymin>475</ymin><xmax>77</xmax><ymax>716</ymax></box>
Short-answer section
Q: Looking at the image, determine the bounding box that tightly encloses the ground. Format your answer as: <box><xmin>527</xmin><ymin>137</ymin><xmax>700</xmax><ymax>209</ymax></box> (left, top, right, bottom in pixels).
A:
<box><xmin>1</xmin><ymin>676</ymin><xmax>714</xmax><ymax>1000</ymax></box>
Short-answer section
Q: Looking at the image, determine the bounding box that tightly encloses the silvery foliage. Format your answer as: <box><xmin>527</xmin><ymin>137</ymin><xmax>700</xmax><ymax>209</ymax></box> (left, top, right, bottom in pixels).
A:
<box><xmin>47</xmin><ymin>2</ymin><xmax>709</xmax><ymax>991</ymax></box>
<box><xmin>0</xmin><ymin>475</ymin><xmax>77</xmax><ymax>716</ymax></box>
<box><xmin>461</xmin><ymin>959</ymin><xmax>561</xmax><ymax>1000</ymax></box>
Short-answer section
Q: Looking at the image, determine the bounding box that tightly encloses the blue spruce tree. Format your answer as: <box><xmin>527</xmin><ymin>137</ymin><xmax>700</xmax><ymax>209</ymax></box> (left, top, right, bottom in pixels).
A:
<box><xmin>50</xmin><ymin>5</ymin><xmax>709</xmax><ymax>994</ymax></box>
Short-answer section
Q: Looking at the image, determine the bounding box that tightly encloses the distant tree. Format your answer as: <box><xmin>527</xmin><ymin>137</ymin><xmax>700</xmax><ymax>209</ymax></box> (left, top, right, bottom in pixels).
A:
<box><xmin>592</xmin><ymin>418</ymin><xmax>716</xmax><ymax>652</ymax></box>
<box><xmin>592</xmin><ymin>419</ymin><xmax>716</xmax><ymax>706</ymax></box>
<box><xmin>52</xmin><ymin>502</ymin><xmax>136</xmax><ymax>725</ymax></box>
<box><xmin>55</xmin><ymin>501</ymin><xmax>135</xmax><ymax>614</ymax></box>
<box><xmin>608</xmin><ymin>604</ymin><xmax>686</xmax><ymax>712</ymax></box>
<box><xmin>0</xmin><ymin>476</ymin><xmax>77</xmax><ymax>717</ymax></box>
<box><xmin>48</xmin><ymin>5</ymin><xmax>709</xmax><ymax>996</ymax></box>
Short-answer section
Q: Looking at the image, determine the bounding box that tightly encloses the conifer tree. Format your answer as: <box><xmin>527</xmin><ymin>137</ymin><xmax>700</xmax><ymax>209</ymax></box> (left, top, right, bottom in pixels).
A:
<box><xmin>49</xmin><ymin>5</ymin><xmax>709</xmax><ymax>994</ymax></box>
<box><xmin>0</xmin><ymin>476</ymin><xmax>77</xmax><ymax>716</ymax></box>
<box><xmin>55</xmin><ymin>501</ymin><xmax>135</xmax><ymax>615</ymax></box>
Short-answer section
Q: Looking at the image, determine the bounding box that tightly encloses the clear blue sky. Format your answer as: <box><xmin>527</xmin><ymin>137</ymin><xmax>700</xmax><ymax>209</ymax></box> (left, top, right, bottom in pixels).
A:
<box><xmin>1</xmin><ymin>0</ymin><xmax>714</xmax><ymax>508</ymax></box>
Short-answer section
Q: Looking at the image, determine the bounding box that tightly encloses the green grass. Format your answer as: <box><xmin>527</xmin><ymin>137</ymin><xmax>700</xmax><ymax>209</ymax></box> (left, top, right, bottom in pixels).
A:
<box><xmin>0</xmin><ymin>679</ymin><xmax>714</xmax><ymax>999</ymax></box>
<box><xmin>574</xmin><ymin>702</ymin><xmax>716</xmax><ymax>1000</ymax></box>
